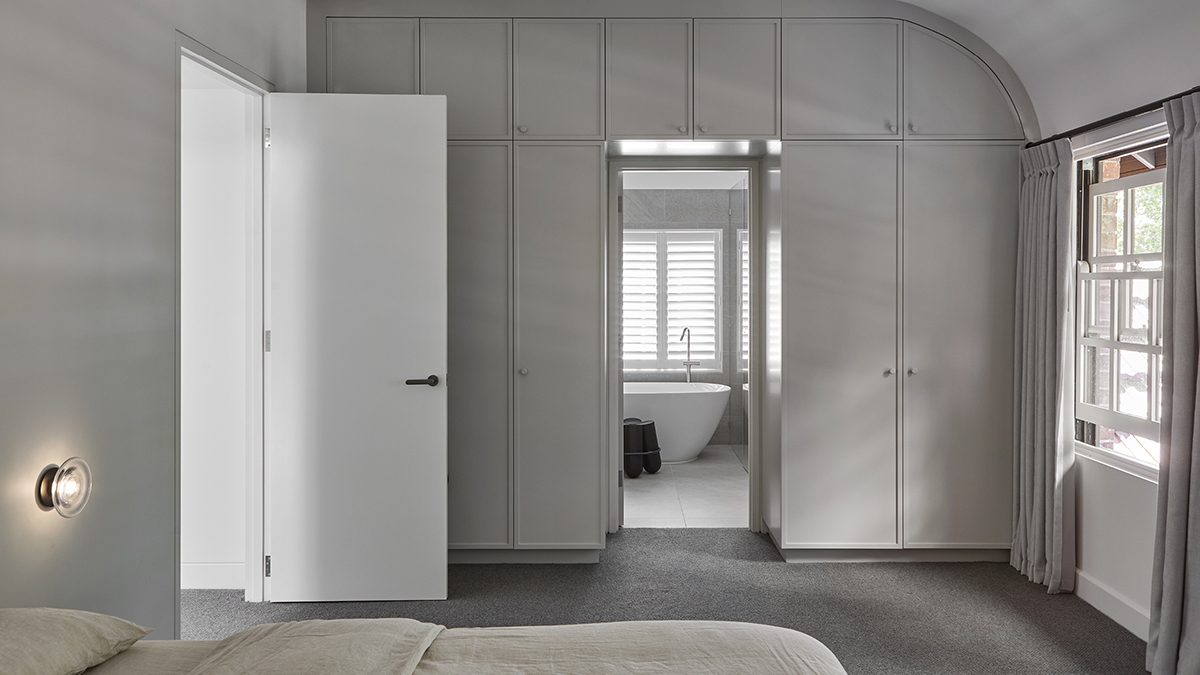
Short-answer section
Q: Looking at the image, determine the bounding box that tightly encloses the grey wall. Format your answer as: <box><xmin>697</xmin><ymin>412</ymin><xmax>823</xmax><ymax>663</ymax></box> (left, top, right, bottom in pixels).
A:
<box><xmin>0</xmin><ymin>0</ymin><xmax>305</xmax><ymax>638</ymax></box>
<box><xmin>904</xmin><ymin>0</ymin><xmax>1199</xmax><ymax>137</ymax></box>
<box><xmin>623</xmin><ymin>189</ymin><xmax>748</xmax><ymax>449</ymax></box>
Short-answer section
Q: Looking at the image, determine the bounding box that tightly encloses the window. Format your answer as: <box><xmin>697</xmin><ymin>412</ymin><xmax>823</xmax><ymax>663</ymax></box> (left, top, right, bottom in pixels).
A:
<box><xmin>738</xmin><ymin>229</ymin><xmax>750</xmax><ymax>371</ymax></box>
<box><xmin>622</xmin><ymin>229</ymin><xmax>722</xmax><ymax>370</ymax></box>
<box><xmin>1076</xmin><ymin>145</ymin><xmax>1166</xmax><ymax>466</ymax></box>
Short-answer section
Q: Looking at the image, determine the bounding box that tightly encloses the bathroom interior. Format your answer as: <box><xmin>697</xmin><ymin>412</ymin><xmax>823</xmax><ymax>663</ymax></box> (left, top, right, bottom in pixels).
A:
<box><xmin>620</xmin><ymin>169</ymin><xmax>751</xmax><ymax>529</ymax></box>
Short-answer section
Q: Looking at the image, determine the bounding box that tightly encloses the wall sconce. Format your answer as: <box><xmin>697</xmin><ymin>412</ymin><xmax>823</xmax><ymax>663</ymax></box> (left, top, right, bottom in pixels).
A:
<box><xmin>36</xmin><ymin>457</ymin><xmax>92</xmax><ymax>518</ymax></box>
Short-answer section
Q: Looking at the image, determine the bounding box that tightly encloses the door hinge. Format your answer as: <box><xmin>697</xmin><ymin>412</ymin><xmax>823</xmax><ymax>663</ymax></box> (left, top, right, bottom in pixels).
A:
<box><xmin>265</xmin><ymin>555</ymin><xmax>271</xmax><ymax>577</ymax></box>
<box><xmin>617</xmin><ymin>195</ymin><xmax>623</xmax><ymax>213</ymax></box>
<box><xmin>264</xmin><ymin>127</ymin><xmax>271</xmax><ymax>149</ymax></box>
<box><xmin>264</xmin><ymin>330</ymin><xmax>271</xmax><ymax>352</ymax></box>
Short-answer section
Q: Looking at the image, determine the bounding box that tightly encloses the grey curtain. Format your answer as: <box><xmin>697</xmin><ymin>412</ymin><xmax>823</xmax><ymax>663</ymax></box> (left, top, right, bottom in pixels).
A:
<box><xmin>1011</xmin><ymin>138</ymin><xmax>1076</xmax><ymax>594</ymax></box>
<box><xmin>1148</xmin><ymin>92</ymin><xmax>1200</xmax><ymax>675</ymax></box>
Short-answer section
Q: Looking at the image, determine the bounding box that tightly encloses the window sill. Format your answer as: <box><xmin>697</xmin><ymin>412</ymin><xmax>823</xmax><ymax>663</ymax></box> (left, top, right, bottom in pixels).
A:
<box><xmin>1074</xmin><ymin>441</ymin><xmax>1159</xmax><ymax>484</ymax></box>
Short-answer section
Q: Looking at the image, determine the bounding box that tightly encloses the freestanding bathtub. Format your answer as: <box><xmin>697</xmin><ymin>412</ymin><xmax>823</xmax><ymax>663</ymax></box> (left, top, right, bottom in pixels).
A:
<box><xmin>623</xmin><ymin>382</ymin><xmax>731</xmax><ymax>463</ymax></box>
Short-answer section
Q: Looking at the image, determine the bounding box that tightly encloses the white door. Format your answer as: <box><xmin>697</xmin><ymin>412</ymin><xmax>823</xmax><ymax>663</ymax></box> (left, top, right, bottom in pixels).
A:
<box><xmin>265</xmin><ymin>93</ymin><xmax>447</xmax><ymax>601</ymax></box>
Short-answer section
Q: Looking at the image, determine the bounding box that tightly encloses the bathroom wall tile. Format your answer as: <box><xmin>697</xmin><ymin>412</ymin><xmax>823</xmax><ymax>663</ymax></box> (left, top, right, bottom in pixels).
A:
<box><xmin>623</xmin><ymin>190</ymin><xmax>666</xmax><ymax>224</ymax></box>
<box><xmin>665</xmin><ymin>189</ymin><xmax>731</xmax><ymax>223</ymax></box>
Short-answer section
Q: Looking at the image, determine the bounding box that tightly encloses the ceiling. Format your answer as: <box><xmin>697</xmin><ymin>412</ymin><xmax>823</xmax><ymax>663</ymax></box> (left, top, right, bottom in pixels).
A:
<box><xmin>903</xmin><ymin>0</ymin><xmax>1200</xmax><ymax>137</ymax></box>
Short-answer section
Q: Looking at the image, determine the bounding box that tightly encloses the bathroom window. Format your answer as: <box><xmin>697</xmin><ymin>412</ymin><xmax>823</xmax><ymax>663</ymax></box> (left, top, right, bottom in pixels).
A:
<box><xmin>1076</xmin><ymin>144</ymin><xmax>1166</xmax><ymax>467</ymax></box>
<box><xmin>738</xmin><ymin>229</ymin><xmax>750</xmax><ymax>371</ymax></box>
<box><xmin>622</xmin><ymin>229</ymin><xmax>722</xmax><ymax>371</ymax></box>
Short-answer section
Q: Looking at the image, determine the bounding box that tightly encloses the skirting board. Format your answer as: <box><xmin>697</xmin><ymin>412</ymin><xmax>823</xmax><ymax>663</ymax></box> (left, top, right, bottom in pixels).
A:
<box><xmin>449</xmin><ymin>549</ymin><xmax>600</xmax><ymax>564</ymax></box>
<box><xmin>1075</xmin><ymin>568</ymin><xmax>1150</xmax><ymax>641</ymax></box>
<box><xmin>776</xmin><ymin>548</ymin><xmax>1010</xmax><ymax>563</ymax></box>
<box><xmin>181</xmin><ymin>562</ymin><xmax>245</xmax><ymax>589</ymax></box>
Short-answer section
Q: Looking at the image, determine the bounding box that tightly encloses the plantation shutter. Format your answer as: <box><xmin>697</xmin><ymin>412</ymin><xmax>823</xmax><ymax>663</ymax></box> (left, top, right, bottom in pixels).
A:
<box><xmin>622</xmin><ymin>231</ymin><xmax>660</xmax><ymax>364</ymax></box>
<box><xmin>739</xmin><ymin>229</ymin><xmax>750</xmax><ymax>370</ymax></box>
<box><xmin>665</xmin><ymin>231</ymin><xmax>721</xmax><ymax>368</ymax></box>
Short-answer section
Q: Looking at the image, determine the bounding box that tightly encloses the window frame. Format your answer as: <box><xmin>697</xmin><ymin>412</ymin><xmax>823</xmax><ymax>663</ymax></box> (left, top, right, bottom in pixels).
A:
<box><xmin>1074</xmin><ymin>149</ymin><xmax>1166</xmax><ymax>474</ymax></box>
<box><xmin>621</xmin><ymin>228</ymin><xmax>724</xmax><ymax>372</ymax></box>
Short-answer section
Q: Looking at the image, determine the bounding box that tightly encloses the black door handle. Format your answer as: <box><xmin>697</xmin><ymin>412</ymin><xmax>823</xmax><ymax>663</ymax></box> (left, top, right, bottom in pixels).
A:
<box><xmin>405</xmin><ymin>375</ymin><xmax>440</xmax><ymax>387</ymax></box>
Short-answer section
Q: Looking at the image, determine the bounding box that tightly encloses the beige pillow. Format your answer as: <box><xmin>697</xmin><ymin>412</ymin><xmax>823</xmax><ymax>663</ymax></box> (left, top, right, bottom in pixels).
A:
<box><xmin>0</xmin><ymin>607</ymin><xmax>151</xmax><ymax>675</ymax></box>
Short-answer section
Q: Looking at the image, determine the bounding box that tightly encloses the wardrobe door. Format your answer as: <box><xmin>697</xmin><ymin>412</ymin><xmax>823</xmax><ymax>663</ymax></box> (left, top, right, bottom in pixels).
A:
<box><xmin>514</xmin><ymin>142</ymin><xmax>606</xmax><ymax>548</ymax></box>
<box><xmin>447</xmin><ymin>142</ymin><xmax>512</xmax><ymax>549</ymax></box>
<box><xmin>904</xmin><ymin>24</ymin><xmax>1023</xmax><ymax>140</ymax></box>
<box><xmin>421</xmin><ymin>19</ymin><xmax>512</xmax><ymax>139</ymax></box>
<box><xmin>782</xmin><ymin>19</ymin><xmax>901</xmax><ymax>138</ymax></box>
<box><xmin>693</xmin><ymin>19</ymin><xmax>780</xmax><ymax>140</ymax></box>
<box><xmin>606</xmin><ymin>19</ymin><xmax>692</xmax><ymax>140</ymax></box>
<box><xmin>781</xmin><ymin>142</ymin><xmax>901</xmax><ymax>548</ymax></box>
<box><xmin>903</xmin><ymin>142</ymin><xmax>1019</xmax><ymax>548</ymax></box>
<box><xmin>514</xmin><ymin>19</ymin><xmax>605</xmax><ymax>140</ymax></box>
<box><xmin>326</xmin><ymin>18</ymin><xmax>419</xmax><ymax>94</ymax></box>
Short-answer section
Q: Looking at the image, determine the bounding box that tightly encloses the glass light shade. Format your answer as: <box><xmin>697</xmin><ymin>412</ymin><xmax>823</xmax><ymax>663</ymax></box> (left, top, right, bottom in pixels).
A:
<box><xmin>36</xmin><ymin>457</ymin><xmax>92</xmax><ymax>517</ymax></box>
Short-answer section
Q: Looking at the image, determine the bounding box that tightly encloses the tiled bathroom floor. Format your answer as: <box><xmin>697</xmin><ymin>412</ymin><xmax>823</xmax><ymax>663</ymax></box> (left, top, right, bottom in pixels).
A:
<box><xmin>622</xmin><ymin>445</ymin><xmax>749</xmax><ymax>528</ymax></box>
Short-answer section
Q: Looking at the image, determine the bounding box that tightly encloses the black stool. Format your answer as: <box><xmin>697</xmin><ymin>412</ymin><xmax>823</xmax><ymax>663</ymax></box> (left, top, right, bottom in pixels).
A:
<box><xmin>622</xmin><ymin>418</ymin><xmax>662</xmax><ymax>478</ymax></box>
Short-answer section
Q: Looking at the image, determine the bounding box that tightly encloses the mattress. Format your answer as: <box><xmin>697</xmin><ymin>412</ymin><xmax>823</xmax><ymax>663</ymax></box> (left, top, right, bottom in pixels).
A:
<box><xmin>82</xmin><ymin>620</ymin><xmax>846</xmax><ymax>675</ymax></box>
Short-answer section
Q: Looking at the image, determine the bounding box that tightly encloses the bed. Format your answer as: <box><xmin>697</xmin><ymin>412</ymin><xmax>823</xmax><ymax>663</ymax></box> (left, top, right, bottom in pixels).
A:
<box><xmin>2</xmin><ymin>608</ymin><xmax>847</xmax><ymax>675</ymax></box>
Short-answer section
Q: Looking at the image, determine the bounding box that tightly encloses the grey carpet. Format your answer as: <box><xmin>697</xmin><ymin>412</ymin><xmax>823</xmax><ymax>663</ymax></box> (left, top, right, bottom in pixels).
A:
<box><xmin>183</xmin><ymin>529</ymin><xmax>1146</xmax><ymax>674</ymax></box>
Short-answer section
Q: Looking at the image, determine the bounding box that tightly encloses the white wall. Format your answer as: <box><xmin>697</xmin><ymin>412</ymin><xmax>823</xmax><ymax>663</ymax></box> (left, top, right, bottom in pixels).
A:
<box><xmin>179</xmin><ymin>61</ymin><xmax>258</xmax><ymax>590</ymax></box>
<box><xmin>0</xmin><ymin>0</ymin><xmax>304</xmax><ymax>638</ymax></box>
<box><xmin>1075</xmin><ymin>454</ymin><xmax>1158</xmax><ymax>640</ymax></box>
<box><xmin>907</xmin><ymin>0</ymin><xmax>1200</xmax><ymax>137</ymax></box>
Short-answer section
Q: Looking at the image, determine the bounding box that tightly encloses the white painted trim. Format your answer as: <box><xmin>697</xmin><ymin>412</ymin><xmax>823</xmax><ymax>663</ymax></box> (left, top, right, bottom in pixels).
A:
<box><xmin>449</xmin><ymin>549</ymin><xmax>599</xmax><ymax>564</ymax></box>
<box><xmin>181</xmin><ymin>563</ymin><xmax>246</xmax><ymax>589</ymax></box>
<box><xmin>1075</xmin><ymin>441</ymin><xmax>1159</xmax><ymax>484</ymax></box>
<box><xmin>778</xmin><ymin>548</ymin><xmax>1010</xmax><ymax>563</ymax></box>
<box><xmin>1072</xmin><ymin>109</ymin><xmax>1168</xmax><ymax>162</ymax></box>
<box><xmin>1075</xmin><ymin>568</ymin><xmax>1151</xmax><ymax>641</ymax></box>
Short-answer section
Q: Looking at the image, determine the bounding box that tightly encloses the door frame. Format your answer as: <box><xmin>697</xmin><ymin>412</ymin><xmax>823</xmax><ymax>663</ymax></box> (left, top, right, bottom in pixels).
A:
<box><xmin>606</xmin><ymin>158</ymin><xmax>764</xmax><ymax>532</ymax></box>
<box><xmin>175</xmin><ymin>33</ymin><xmax>273</xmax><ymax>617</ymax></box>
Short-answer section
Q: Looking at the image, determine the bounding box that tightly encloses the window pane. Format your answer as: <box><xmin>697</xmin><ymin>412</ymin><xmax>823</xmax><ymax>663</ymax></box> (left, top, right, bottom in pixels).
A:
<box><xmin>622</xmin><ymin>235</ymin><xmax>658</xmax><ymax>363</ymax></box>
<box><xmin>1117</xmin><ymin>349</ymin><xmax>1149</xmax><ymax>419</ymax></box>
<box><xmin>1085</xmin><ymin>279</ymin><xmax>1111</xmax><ymax>339</ymax></box>
<box><xmin>1119</xmin><ymin>279</ymin><xmax>1150</xmax><ymax>345</ymax></box>
<box><xmin>1082</xmin><ymin>346</ymin><xmax>1111</xmax><ymax>408</ymax></box>
<box><xmin>1095</xmin><ymin>424</ymin><xmax>1159</xmax><ymax>465</ymax></box>
<box><xmin>1095</xmin><ymin>191</ymin><xmax>1125</xmax><ymax>256</ymax></box>
<box><xmin>1133</xmin><ymin>183</ymin><xmax>1163</xmax><ymax>254</ymax></box>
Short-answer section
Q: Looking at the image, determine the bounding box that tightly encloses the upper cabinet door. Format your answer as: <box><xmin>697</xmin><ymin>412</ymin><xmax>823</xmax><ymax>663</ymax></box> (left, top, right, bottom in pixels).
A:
<box><xmin>326</xmin><ymin>18</ymin><xmax>419</xmax><ymax>94</ymax></box>
<box><xmin>514</xmin><ymin>20</ymin><xmax>604</xmax><ymax>140</ymax></box>
<box><xmin>421</xmin><ymin>19</ymin><xmax>512</xmax><ymax>139</ymax></box>
<box><xmin>782</xmin><ymin>19</ymin><xmax>901</xmax><ymax>139</ymax></box>
<box><xmin>606</xmin><ymin>19</ymin><xmax>692</xmax><ymax>140</ymax></box>
<box><xmin>694</xmin><ymin>19</ymin><xmax>781</xmax><ymax>140</ymax></box>
<box><xmin>905</xmin><ymin>24</ymin><xmax>1023</xmax><ymax>139</ymax></box>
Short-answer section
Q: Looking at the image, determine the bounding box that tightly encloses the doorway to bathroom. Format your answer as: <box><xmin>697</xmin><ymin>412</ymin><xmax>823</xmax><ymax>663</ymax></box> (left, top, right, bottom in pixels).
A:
<box><xmin>611</xmin><ymin>165</ymin><xmax>755</xmax><ymax>529</ymax></box>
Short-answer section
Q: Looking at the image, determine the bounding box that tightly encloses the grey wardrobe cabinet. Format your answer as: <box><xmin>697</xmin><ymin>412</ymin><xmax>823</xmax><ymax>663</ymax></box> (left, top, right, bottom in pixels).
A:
<box><xmin>514</xmin><ymin>19</ymin><xmax>605</xmax><ymax>140</ymax></box>
<box><xmin>326</xmin><ymin>18</ymin><xmax>420</xmax><ymax>94</ymax></box>
<box><xmin>781</xmin><ymin>141</ymin><xmax>901</xmax><ymax>548</ymax></box>
<box><xmin>514</xmin><ymin>142</ymin><xmax>607</xmax><ymax>548</ymax></box>
<box><xmin>693</xmin><ymin>19</ymin><xmax>781</xmax><ymax>140</ymax></box>
<box><xmin>782</xmin><ymin>19</ymin><xmax>901</xmax><ymax>138</ymax></box>
<box><xmin>902</xmin><ymin>142</ymin><xmax>1018</xmax><ymax>548</ymax></box>
<box><xmin>904</xmin><ymin>24</ymin><xmax>1023</xmax><ymax>139</ymax></box>
<box><xmin>606</xmin><ymin>19</ymin><xmax>692</xmax><ymax>140</ymax></box>
<box><xmin>421</xmin><ymin>19</ymin><xmax>513</xmax><ymax>139</ymax></box>
<box><xmin>447</xmin><ymin>142</ymin><xmax>513</xmax><ymax>549</ymax></box>
<box><xmin>777</xmin><ymin>140</ymin><xmax>1017</xmax><ymax>549</ymax></box>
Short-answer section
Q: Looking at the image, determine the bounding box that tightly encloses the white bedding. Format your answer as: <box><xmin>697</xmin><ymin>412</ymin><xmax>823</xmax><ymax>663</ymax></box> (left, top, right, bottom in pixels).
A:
<box><xmin>86</xmin><ymin>619</ymin><xmax>847</xmax><ymax>675</ymax></box>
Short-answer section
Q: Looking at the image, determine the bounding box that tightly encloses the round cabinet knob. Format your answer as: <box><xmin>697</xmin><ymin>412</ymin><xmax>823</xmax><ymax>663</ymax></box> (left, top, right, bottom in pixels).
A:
<box><xmin>888</xmin><ymin>124</ymin><xmax>898</xmax><ymax>133</ymax></box>
<box><xmin>518</xmin><ymin>126</ymin><xmax>528</xmax><ymax>133</ymax></box>
<box><xmin>885</xmin><ymin>368</ymin><xmax>897</xmax><ymax>376</ymax></box>
<box><xmin>908</xmin><ymin>367</ymin><xmax>919</xmax><ymax>375</ymax></box>
<box><xmin>519</xmin><ymin>368</ymin><xmax>529</xmax><ymax>376</ymax></box>
<box><xmin>699</xmin><ymin>126</ymin><xmax>709</xmax><ymax>133</ymax></box>
<box><xmin>909</xmin><ymin>124</ymin><xmax>920</xmax><ymax>133</ymax></box>
<box><xmin>678</xmin><ymin>125</ymin><xmax>687</xmax><ymax>133</ymax></box>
